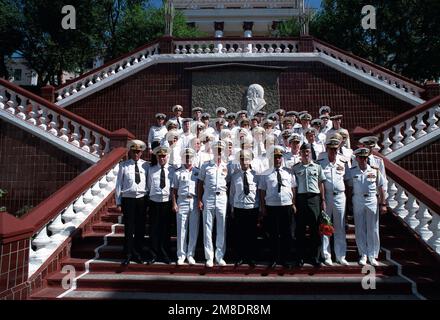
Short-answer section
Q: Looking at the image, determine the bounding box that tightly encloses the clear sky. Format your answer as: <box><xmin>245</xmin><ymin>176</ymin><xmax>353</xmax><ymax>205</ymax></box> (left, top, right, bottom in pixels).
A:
<box><xmin>150</xmin><ymin>0</ymin><xmax>322</xmax><ymax>10</ymax></box>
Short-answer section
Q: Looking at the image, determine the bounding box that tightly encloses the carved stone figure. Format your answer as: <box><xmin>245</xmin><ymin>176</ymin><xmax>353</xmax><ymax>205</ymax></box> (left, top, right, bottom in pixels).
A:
<box><xmin>246</xmin><ymin>84</ymin><xmax>266</xmax><ymax>118</ymax></box>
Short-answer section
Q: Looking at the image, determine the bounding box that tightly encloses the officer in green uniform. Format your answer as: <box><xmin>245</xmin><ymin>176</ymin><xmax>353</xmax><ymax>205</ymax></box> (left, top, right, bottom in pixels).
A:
<box><xmin>292</xmin><ymin>143</ymin><xmax>327</xmax><ymax>266</ymax></box>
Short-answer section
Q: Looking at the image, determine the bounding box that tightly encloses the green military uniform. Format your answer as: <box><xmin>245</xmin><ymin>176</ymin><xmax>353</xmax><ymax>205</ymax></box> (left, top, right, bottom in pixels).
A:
<box><xmin>292</xmin><ymin>159</ymin><xmax>326</xmax><ymax>265</ymax></box>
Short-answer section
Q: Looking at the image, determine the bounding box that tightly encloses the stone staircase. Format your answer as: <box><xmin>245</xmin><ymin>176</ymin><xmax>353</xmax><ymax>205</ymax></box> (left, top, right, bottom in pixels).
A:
<box><xmin>30</xmin><ymin>203</ymin><xmax>440</xmax><ymax>300</ymax></box>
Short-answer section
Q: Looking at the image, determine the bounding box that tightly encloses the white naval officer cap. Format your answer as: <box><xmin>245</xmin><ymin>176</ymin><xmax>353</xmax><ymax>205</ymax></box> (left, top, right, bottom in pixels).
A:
<box><xmin>127</xmin><ymin>139</ymin><xmax>146</xmax><ymax>151</ymax></box>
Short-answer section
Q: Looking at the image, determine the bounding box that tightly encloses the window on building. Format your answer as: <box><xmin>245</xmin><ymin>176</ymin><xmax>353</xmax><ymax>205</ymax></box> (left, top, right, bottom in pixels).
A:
<box><xmin>13</xmin><ymin>69</ymin><xmax>22</xmax><ymax>81</ymax></box>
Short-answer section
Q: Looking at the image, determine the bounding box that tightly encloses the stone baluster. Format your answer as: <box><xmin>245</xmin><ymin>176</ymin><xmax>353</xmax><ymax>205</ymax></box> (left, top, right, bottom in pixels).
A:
<box><xmin>80</xmin><ymin>82</ymin><xmax>86</xmax><ymax>90</ymax></box>
<box><xmin>61</xmin><ymin>204</ymin><xmax>77</xmax><ymax>224</ymax></box>
<box><xmin>27</xmin><ymin>102</ymin><xmax>38</xmax><ymax>125</ymax></box>
<box><xmin>47</xmin><ymin>111</ymin><xmax>59</xmax><ymax>136</ymax></box>
<box><xmin>426</xmin><ymin>107</ymin><xmax>439</xmax><ymax>133</ymax></box>
<box><xmin>91</xmin><ymin>183</ymin><xmax>104</xmax><ymax>205</ymax></box>
<box><xmin>87</xmin><ymin>79</ymin><xmax>93</xmax><ymax>87</ymax></box>
<box><xmin>391</xmin><ymin>123</ymin><xmax>404</xmax><ymax>150</ymax></box>
<box><xmin>91</xmin><ymin>131</ymin><xmax>102</xmax><ymax>157</ymax></box>
<box><xmin>98</xmin><ymin>176</ymin><xmax>109</xmax><ymax>195</ymax></box>
<box><xmin>16</xmin><ymin>96</ymin><xmax>27</xmax><ymax>120</ymax></box>
<box><xmin>31</xmin><ymin>226</ymin><xmax>55</xmax><ymax>265</ymax></box>
<box><xmin>403</xmin><ymin>194</ymin><xmax>419</xmax><ymax>229</ymax></box>
<box><xmin>48</xmin><ymin>214</ymin><xmax>70</xmax><ymax>244</ymax></box>
<box><xmin>427</xmin><ymin>214</ymin><xmax>440</xmax><ymax>254</ymax></box>
<box><xmin>63</xmin><ymin>89</ymin><xmax>70</xmax><ymax>98</ymax></box>
<box><xmin>59</xmin><ymin>116</ymin><xmax>70</xmax><ymax>142</ymax></box>
<box><xmin>56</xmin><ymin>92</ymin><xmax>63</xmax><ymax>101</ymax></box>
<box><xmin>394</xmin><ymin>186</ymin><xmax>408</xmax><ymax>219</ymax></box>
<box><xmin>82</xmin><ymin>189</ymin><xmax>95</xmax><ymax>214</ymax></box>
<box><xmin>81</xmin><ymin>127</ymin><xmax>92</xmax><ymax>152</ymax></box>
<box><xmin>387</xmin><ymin>180</ymin><xmax>398</xmax><ymax>209</ymax></box>
<box><xmin>414</xmin><ymin>203</ymin><xmax>433</xmax><ymax>241</ymax></box>
<box><xmin>381</xmin><ymin>128</ymin><xmax>393</xmax><ymax>155</ymax></box>
<box><xmin>414</xmin><ymin>112</ymin><xmax>427</xmax><ymax>138</ymax></box>
<box><xmin>103</xmin><ymin>137</ymin><xmax>110</xmax><ymax>154</ymax></box>
<box><xmin>403</xmin><ymin>118</ymin><xmax>416</xmax><ymax>145</ymax></box>
<box><xmin>38</xmin><ymin>107</ymin><xmax>48</xmax><ymax>131</ymax></box>
<box><xmin>6</xmin><ymin>100</ymin><xmax>16</xmax><ymax>114</ymax></box>
<box><xmin>70</xmin><ymin>122</ymin><xmax>81</xmax><ymax>147</ymax></box>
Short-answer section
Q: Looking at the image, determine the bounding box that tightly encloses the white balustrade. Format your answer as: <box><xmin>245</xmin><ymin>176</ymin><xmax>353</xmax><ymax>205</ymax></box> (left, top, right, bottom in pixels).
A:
<box><xmin>388</xmin><ymin>178</ymin><xmax>440</xmax><ymax>256</ymax></box>
<box><xmin>28</xmin><ymin>163</ymin><xmax>120</xmax><ymax>277</ymax></box>
<box><xmin>54</xmin><ymin>43</ymin><xmax>159</xmax><ymax>102</ymax></box>
<box><xmin>377</xmin><ymin>102</ymin><xmax>440</xmax><ymax>156</ymax></box>
<box><xmin>0</xmin><ymin>84</ymin><xmax>111</xmax><ymax>159</ymax></box>
<box><xmin>174</xmin><ymin>40</ymin><xmax>298</xmax><ymax>55</ymax></box>
<box><xmin>313</xmin><ymin>41</ymin><xmax>424</xmax><ymax>98</ymax></box>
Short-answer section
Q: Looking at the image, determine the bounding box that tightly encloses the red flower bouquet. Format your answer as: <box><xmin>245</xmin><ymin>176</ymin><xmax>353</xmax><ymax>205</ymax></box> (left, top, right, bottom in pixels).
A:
<box><xmin>319</xmin><ymin>211</ymin><xmax>334</xmax><ymax>236</ymax></box>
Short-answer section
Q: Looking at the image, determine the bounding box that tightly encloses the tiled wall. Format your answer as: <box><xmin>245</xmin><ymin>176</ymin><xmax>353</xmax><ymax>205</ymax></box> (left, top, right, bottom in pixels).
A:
<box><xmin>66</xmin><ymin>61</ymin><xmax>414</xmax><ymax>141</ymax></box>
<box><xmin>0</xmin><ymin>239</ymin><xmax>30</xmax><ymax>299</ymax></box>
<box><xmin>0</xmin><ymin>120</ymin><xmax>90</xmax><ymax>216</ymax></box>
<box><xmin>396</xmin><ymin>139</ymin><xmax>440</xmax><ymax>191</ymax></box>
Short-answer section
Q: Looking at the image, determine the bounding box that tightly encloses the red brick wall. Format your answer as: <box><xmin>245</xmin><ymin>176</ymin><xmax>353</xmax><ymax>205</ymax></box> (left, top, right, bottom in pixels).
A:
<box><xmin>0</xmin><ymin>120</ymin><xmax>90</xmax><ymax>216</ymax></box>
<box><xmin>65</xmin><ymin>61</ymin><xmax>414</xmax><ymax>141</ymax></box>
<box><xmin>396</xmin><ymin>139</ymin><xmax>440</xmax><ymax>191</ymax></box>
<box><xmin>0</xmin><ymin>239</ymin><xmax>30</xmax><ymax>299</ymax></box>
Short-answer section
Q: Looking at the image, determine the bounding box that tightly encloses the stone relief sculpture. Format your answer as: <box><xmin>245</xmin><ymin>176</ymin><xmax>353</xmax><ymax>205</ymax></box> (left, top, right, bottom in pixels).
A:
<box><xmin>246</xmin><ymin>84</ymin><xmax>266</xmax><ymax>118</ymax></box>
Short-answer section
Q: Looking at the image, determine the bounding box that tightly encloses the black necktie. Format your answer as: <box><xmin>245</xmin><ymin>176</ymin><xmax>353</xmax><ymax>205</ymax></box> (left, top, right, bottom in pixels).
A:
<box><xmin>367</xmin><ymin>157</ymin><xmax>371</xmax><ymax>165</ymax></box>
<box><xmin>276</xmin><ymin>168</ymin><xmax>282</xmax><ymax>193</ymax></box>
<box><xmin>243</xmin><ymin>170</ymin><xmax>250</xmax><ymax>195</ymax></box>
<box><xmin>311</xmin><ymin>144</ymin><xmax>317</xmax><ymax>161</ymax></box>
<box><xmin>177</xmin><ymin>118</ymin><xmax>181</xmax><ymax>129</ymax></box>
<box><xmin>160</xmin><ymin>165</ymin><xmax>166</xmax><ymax>189</ymax></box>
<box><xmin>134</xmin><ymin>161</ymin><xmax>140</xmax><ymax>184</ymax></box>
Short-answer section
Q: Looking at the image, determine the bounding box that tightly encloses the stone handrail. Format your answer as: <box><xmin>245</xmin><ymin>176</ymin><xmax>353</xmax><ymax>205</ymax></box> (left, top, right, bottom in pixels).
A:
<box><xmin>381</xmin><ymin>154</ymin><xmax>440</xmax><ymax>255</ymax></box>
<box><xmin>353</xmin><ymin>95</ymin><xmax>440</xmax><ymax>159</ymax></box>
<box><xmin>312</xmin><ymin>38</ymin><xmax>425</xmax><ymax>99</ymax></box>
<box><xmin>20</xmin><ymin>147</ymin><xmax>126</xmax><ymax>276</ymax></box>
<box><xmin>0</xmin><ymin>79</ymin><xmax>113</xmax><ymax>161</ymax></box>
<box><xmin>55</xmin><ymin>40</ymin><xmax>160</xmax><ymax>102</ymax></box>
<box><xmin>173</xmin><ymin>37</ymin><xmax>299</xmax><ymax>54</ymax></box>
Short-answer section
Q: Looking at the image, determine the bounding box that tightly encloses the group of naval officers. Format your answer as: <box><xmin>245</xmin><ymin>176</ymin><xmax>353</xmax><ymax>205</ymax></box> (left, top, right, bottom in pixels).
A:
<box><xmin>115</xmin><ymin>104</ymin><xmax>388</xmax><ymax>269</ymax></box>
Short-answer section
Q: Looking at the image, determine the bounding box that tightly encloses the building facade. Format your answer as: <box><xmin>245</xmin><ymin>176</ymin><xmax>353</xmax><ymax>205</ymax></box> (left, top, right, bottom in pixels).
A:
<box><xmin>174</xmin><ymin>0</ymin><xmax>314</xmax><ymax>37</ymax></box>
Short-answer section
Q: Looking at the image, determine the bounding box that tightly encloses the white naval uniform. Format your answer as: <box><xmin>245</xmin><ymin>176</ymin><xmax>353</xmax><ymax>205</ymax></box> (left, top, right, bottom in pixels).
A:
<box><xmin>170</xmin><ymin>116</ymin><xmax>184</xmax><ymax>130</ymax></box>
<box><xmin>229</xmin><ymin>169</ymin><xmax>260</xmax><ymax>209</ymax></box>
<box><xmin>115</xmin><ymin>159</ymin><xmax>148</xmax><ymax>205</ymax></box>
<box><xmin>318</xmin><ymin>154</ymin><xmax>348</xmax><ymax>260</ymax></box>
<box><xmin>259</xmin><ymin>167</ymin><xmax>297</xmax><ymax>206</ymax></box>
<box><xmin>172</xmin><ymin>166</ymin><xmax>200</xmax><ymax>261</ymax></box>
<box><xmin>283</xmin><ymin>151</ymin><xmax>301</xmax><ymax>170</ymax></box>
<box><xmin>199</xmin><ymin>160</ymin><xmax>229</xmax><ymax>263</ymax></box>
<box><xmin>147</xmin><ymin>125</ymin><xmax>167</xmax><ymax>149</ymax></box>
<box><xmin>346</xmin><ymin>164</ymin><xmax>385</xmax><ymax>259</ymax></box>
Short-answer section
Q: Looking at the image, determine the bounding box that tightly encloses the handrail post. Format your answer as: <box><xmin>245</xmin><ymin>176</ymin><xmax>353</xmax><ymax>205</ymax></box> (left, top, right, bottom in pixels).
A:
<box><xmin>40</xmin><ymin>85</ymin><xmax>55</xmax><ymax>103</ymax></box>
<box><xmin>159</xmin><ymin>36</ymin><xmax>174</xmax><ymax>54</ymax></box>
<box><xmin>299</xmin><ymin>35</ymin><xmax>314</xmax><ymax>53</ymax></box>
<box><xmin>109</xmin><ymin>128</ymin><xmax>135</xmax><ymax>150</ymax></box>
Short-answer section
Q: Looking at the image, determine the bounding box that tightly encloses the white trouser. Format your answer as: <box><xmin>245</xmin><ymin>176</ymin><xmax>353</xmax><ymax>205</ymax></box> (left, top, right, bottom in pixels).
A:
<box><xmin>202</xmin><ymin>193</ymin><xmax>227</xmax><ymax>262</ymax></box>
<box><xmin>322</xmin><ymin>192</ymin><xmax>347</xmax><ymax>260</ymax></box>
<box><xmin>176</xmin><ymin>197</ymin><xmax>200</xmax><ymax>260</ymax></box>
<box><xmin>353</xmin><ymin>196</ymin><xmax>380</xmax><ymax>258</ymax></box>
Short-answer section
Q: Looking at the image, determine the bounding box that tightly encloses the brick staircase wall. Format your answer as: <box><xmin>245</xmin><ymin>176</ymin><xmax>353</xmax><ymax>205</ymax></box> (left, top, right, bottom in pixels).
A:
<box><xmin>65</xmin><ymin>61</ymin><xmax>414</xmax><ymax>141</ymax></box>
<box><xmin>0</xmin><ymin>120</ymin><xmax>90</xmax><ymax>216</ymax></box>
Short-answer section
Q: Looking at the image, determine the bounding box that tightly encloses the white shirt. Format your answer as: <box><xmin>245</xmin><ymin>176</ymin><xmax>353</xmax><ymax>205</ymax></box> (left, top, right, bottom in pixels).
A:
<box><xmin>147</xmin><ymin>125</ymin><xmax>167</xmax><ymax>149</ymax></box>
<box><xmin>115</xmin><ymin>159</ymin><xmax>148</xmax><ymax>205</ymax></box>
<box><xmin>172</xmin><ymin>166</ymin><xmax>200</xmax><ymax>199</ymax></box>
<box><xmin>199</xmin><ymin>160</ymin><xmax>228</xmax><ymax>195</ymax></box>
<box><xmin>230</xmin><ymin>169</ymin><xmax>260</xmax><ymax>209</ymax></box>
<box><xmin>259</xmin><ymin>167</ymin><xmax>297</xmax><ymax>206</ymax></box>
<box><xmin>147</xmin><ymin>164</ymin><xmax>174</xmax><ymax>202</ymax></box>
<box><xmin>346</xmin><ymin>164</ymin><xmax>384</xmax><ymax>198</ymax></box>
<box><xmin>283</xmin><ymin>151</ymin><xmax>301</xmax><ymax>169</ymax></box>
<box><xmin>170</xmin><ymin>116</ymin><xmax>184</xmax><ymax>130</ymax></box>
<box><xmin>180</xmin><ymin>132</ymin><xmax>195</xmax><ymax>149</ymax></box>
<box><xmin>317</xmin><ymin>153</ymin><xmax>348</xmax><ymax>194</ymax></box>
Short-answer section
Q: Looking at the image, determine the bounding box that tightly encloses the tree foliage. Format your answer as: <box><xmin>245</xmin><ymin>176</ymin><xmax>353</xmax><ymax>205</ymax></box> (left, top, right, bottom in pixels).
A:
<box><xmin>2</xmin><ymin>0</ymin><xmax>204</xmax><ymax>86</ymax></box>
<box><xmin>278</xmin><ymin>0</ymin><xmax>440</xmax><ymax>82</ymax></box>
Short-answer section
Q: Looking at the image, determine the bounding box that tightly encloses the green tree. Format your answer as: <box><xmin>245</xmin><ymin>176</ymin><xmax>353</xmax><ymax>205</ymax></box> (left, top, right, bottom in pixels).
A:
<box><xmin>308</xmin><ymin>0</ymin><xmax>440</xmax><ymax>82</ymax></box>
<box><xmin>20</xmin><ymin>0</ymin><xmax>107</xmax><ymax>85</ymax></box>
<box><xmin>0</xmin><ymin>0</ymin><xmax>24</xmax><ymax>79</ymax></box>
<box><xmin>104</xmin><ymin>3</ymin><xmax>205</xmax><ymax>60</ymax></box>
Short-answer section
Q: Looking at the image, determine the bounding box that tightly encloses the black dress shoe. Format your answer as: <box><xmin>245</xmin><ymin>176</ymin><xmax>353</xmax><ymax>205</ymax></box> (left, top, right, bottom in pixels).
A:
<box><xmin>296</xmin><ymin>259</ymin><xmax>304</xmax><ymax>267</ymax></box>
<box><xmin>122</xmin><ymin>255</ymin><xmax>131</xmax><ymax>266</ymax></box>
<box><xmin>146</xmin><ymin>257</ymin><xmax>156</xmax><ymax>265</ymax></box>
<box><xmin>234</xmin><ymin>259</ymin><xmax>244</xmax><ymax>267</ymax></box>
<box><xmin>311</xmin><ymin>258</ymin><xmax>322</xmax><ymax>267</ymax></box>
<box><xmin>161</xmin><ymin>256</ymin><xmax>171</xmax><ymax>264</ymax></box>
<box><xmin>133</xmin><ymin>254</ymin><xmax>144</xmax><ymax>264</ymax></box>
